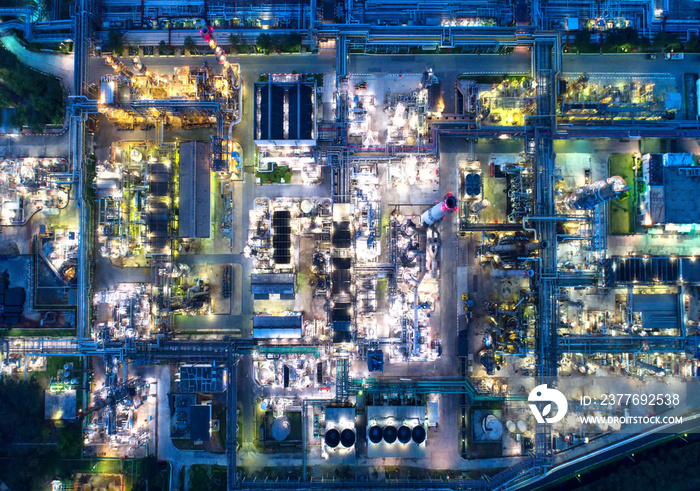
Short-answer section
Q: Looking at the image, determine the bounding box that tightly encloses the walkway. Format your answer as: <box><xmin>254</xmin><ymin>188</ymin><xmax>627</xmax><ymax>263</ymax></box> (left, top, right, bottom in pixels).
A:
<box><xmin>0</xmin><ymin>34</ymin><xmax>74</xmax><ymax>92</ymax></box>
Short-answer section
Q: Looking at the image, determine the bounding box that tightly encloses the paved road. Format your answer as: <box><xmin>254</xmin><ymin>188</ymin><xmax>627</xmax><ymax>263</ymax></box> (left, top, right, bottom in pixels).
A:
<box><xmin>562</xmin><ymin>52</ymin><xmax>700</xmax><ymax>78</ymax></box>
<box><xmin>0</xmin><ymin>132</ymin><xmax>70</xmax><ymax>157</ymax></box>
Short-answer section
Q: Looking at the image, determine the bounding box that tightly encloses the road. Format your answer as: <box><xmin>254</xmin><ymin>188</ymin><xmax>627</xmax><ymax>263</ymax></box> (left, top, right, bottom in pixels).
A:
<box><xmin>562</xmin><ymin>52</ymin><xmax>700</xmax><ymax>78</ymax></box>
<box><xmin>1</xmin><ymin>34</ymin><xmax>74</xmax><ymax>92</ymax></box>
<box><xmin>513</xmin><ymin>413</ymin><xmax>700</xmax><ymax>490</ymax></box>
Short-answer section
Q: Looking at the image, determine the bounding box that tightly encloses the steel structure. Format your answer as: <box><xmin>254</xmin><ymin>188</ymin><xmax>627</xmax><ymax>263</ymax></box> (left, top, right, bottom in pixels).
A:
<box><xmin>4</xmin><ymin>3</ymin><xmax>700</xmax><ymax>490</ymax></box>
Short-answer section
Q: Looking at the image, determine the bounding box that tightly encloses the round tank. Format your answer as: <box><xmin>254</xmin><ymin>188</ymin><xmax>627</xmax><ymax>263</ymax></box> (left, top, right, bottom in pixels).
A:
<box><xmin>517</xmin><ymin>420</ymin><xmax>528</xmax><ymax>433</ymax></box>
<box><xmin>325</xmin><ymin>428</ymin><xmax>340</xmax><ymax>448</ymax></box>
<box><xmin>397</xmin><ymin>425</ymin><xmax>412</xmax><ymax>444</ymax></box>
<box><xmin>369</xmin><ymin>425</ymin><xmax>383</xmax><ymax>444</ymax></box>
<box><xmin>300</xmin><ymin>200</ymin><xmax>313</xmax><ymax>214</ymax></box>
<box><xmin>412</xmin><ymin>425</ymin><xmax>426</xmax><ymax>444</ymax></box>
<box><xmin>482</xmin><ymin>414</ymin><xmax>503</xmax><ymax>441</ymax></box>
<box><xmin>271</xmin><ymin>416</ymin><xmax>291</xmax><ymax>442</ymax></box>
<box><xmin>340</xmin><ymin>428</ymin><xmax>356</xmax><ymax>447</ymax></box>
<box><xmin>383</xmin><ymin>425</ymin><xmax>397</xmax><ymax>444</ymax></box>
<box><xmin>506</xmin><ymin>420</ymin><xmax>517</xmax><ymax>433</ymax></box>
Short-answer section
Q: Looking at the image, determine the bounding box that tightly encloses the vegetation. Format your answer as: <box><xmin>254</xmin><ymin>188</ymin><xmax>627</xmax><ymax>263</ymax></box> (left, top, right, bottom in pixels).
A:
<box><xmin>132</xmin><ymin>455</ymin><xmax>168</xmax><ymax>491</ymax></box>
<box><xmin>651</xmin><ymin>31</ymin><xmax>681</xmax><ymax>52</ymax></box>
<box><xmin>0</xmin><ymin>379</ymin><xmax>77</xmax><ymax>488</ymax></box>
<box><xmin>568</xmin><ymin>28</ymin><xmax>686</xmax><ymax>53</ymax></box>
<box><xmin>0</xmin><ymin>45</ymin><xmax>65</xmax><ymax>133</ymax></box>
<box><xmin>229</xmin><ymin>33</ymin><xmax>246</xmax><ymax>54</ymax></box>
<box><xmin>107</xmin><ymin>28</ymin><xmax>125</xmax><ymax>56</ymax></box>
<box><xmin>601</xmin><ymin>28</ymin><xmax>647</xmax><ymax>53</ymax></box>
<box><xmin>183</xmin><ymin>36</ymin><xmax>197</xmax><ymax>55</ymax></box>
<box><xmin>189</xmin><ymin>465</ymin><xmax>227</xmax><ymax>491</ymax></box>
<box><xmin>158</xmin><ymin>40</ymin><xmax>168</xmax><ymax>56</ymax></box>
<box><xmin>256</xmin><ymin>164</ymin><xmax>292</xmax><ymax>184</ymax></box>
<box><xmin>570</xmin><ymin>30</ymin><xmax>596</xmax><ymax>53</ymax></box>
<box><xmin>608</xmin><ymin>153</ymin><xmax>636</xmax><ymax>235</ymax></box>
<box><xmin>255</xmin><ymin>33</ymin><xmax>303</xmax><ymax>54</ymax></box>
<box><xmin>686</xmin><ymin>35</ymin><xmax>700</xmax><ymax>52</ymax></box>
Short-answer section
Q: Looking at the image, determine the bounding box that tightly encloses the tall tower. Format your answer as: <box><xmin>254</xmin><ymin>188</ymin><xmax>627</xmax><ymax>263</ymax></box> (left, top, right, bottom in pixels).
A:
<box><xmin>422</xmin><ymin>193</ymin><xmax>458</xmax><ymax>226</ymax></box>
<box><xmin>566</xmin><ymin>176</ymin><xmax>629</xmax><ymax>210</ymax></box>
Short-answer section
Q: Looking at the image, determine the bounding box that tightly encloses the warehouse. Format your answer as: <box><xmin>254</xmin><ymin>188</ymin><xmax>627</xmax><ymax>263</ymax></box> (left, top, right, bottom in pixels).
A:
<box><xmin>179</xmin><ymin>141</ymin><xmax>211</xmax><ymax>239</ymax></box>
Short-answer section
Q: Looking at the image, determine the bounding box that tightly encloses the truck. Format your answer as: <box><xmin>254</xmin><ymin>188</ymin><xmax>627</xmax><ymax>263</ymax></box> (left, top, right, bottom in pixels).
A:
<box><xmin>665</xmin><ymin>52</ymin><xmax>685</xmax><ymax>60</ymax></box>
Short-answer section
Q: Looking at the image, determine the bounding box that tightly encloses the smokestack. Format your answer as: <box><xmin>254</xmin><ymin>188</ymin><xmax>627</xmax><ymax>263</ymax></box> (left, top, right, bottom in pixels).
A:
<box><xmin>490</xmin><ymin>269</ymin><xmax>535</xmax><ymax>278</ymax></box>
<box><xmin>422</xmin><ymin>194</ymin><xmax>458</xmax><ymax>226</ymax></box>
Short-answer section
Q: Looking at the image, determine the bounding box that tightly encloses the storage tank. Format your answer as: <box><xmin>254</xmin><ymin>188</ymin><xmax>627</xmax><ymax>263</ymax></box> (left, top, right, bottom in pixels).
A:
<box><xmin>340</xmin><ymin>428</ymin><xmax>356</xmax><ymax>447</ymax></box>
<box><xmin>325</xmin><ymin>428</ymin><xmax>340</xmax><ymax>448</ymax></box>
<box><xmin>397</xmin><ymin>425</ymin><xmax>412</xmax><ymax>444</ymax></box>
<box><xmin>368</xmin><ymin>425</ymin><xmax>383</xmax><ymax>444</ymax></box>
<box><xmin>412</xmin><ymin>425</ymin><xmax>426</xmax><ymax>444</ymax></box>
<box><xmin>383</xmin><ymin>425</ymin><xmax>397</xmax><ymax>444</ymax></box>
<box><xmin>421</xmin><ymin>193</ymin><xmax>458</xmax><ymax>226</ymax></box>
<box><xmin>271</xmin><ymin>416</ymin><xmax>291</xmax><ymax>442</ymax></box>
<box><xmin>482</xmin><ymin>414</ymin><xmax>503</xmax><ymax>441</ymax></box>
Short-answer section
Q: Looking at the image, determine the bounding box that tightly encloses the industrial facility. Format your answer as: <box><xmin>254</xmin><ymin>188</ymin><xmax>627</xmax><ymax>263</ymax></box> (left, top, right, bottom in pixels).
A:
<box><xmin>4</xmin><ymin>0</ymin><xmax>700</xmax><ymax>490</ymax></box>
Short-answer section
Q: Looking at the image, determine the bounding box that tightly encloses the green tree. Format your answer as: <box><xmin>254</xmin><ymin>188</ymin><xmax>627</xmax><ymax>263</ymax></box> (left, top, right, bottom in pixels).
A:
<box><xmin>281</xmin><ymin>33</ymin><xmax>303</xmax><ymax>52</ymax></box>
<box><xmin>572</xmin><ymin>30</ymin><xmax>594</xmax><ymax>52</ymax></box>
<box><xmin>229</xmin><ymin>33</ymin><xmax>245</xmax><ymax>54</ymax></box>
<box><xmin>189</xmin><ymin>466</ymin><xmax>226</xmax><ymax>491</ymax></box>
<box><xmin>108</xmin><ymin>28</ymin><xmax>124</xmax><ymax>56</ymax></box>
<box><xmin>57</xmin><ymin>423</ymin><xmax>82</xmax><ymax>458</ymax></box>
<box><xmin>256</xmin><ymin>33</ymin><xmax>273</xmax><ymax>53</ymax></box>
<box><xmin>184</xmin><ymin>36</ymin><xmax>197</xmax><ymax>55</ymax></box>
<box><xmin>686</xmin><ymin>35</ymin><xmax>700</xmax><ymax>52</ymax></box>
<box><xmin>9</xmin><ymin>106</ymin><xmax>27</xmax><ymax>130</ymax></box>
<box><xmin>132</xmin><ymin>455</ymin><xmax>166</xmax><ymax>491</ymax></box>
<box><xmin>652</xmin><ymin>31</ymin><xmax>681</xmax><ymax>51</ymax></box>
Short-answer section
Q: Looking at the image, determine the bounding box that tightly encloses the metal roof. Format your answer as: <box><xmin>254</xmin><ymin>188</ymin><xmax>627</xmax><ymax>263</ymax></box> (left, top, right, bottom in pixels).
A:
<box><xmin>179</xmin><ymin>141</ymin><xmax>211</xmax><ymax>238</ymax></box>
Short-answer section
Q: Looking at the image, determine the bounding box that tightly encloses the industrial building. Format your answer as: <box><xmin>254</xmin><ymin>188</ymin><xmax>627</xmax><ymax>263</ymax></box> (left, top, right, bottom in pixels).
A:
<box><xmin>253</xmin><ymin>313</ymin><xmax>303</xmax><ymax>339</ymax></box>
<box><xmin>179</xmin><ymin>141</ymin><xmax>211</xmax><ymax>239</ymax></box>
<box><xmin>642</xmin><ymin>153</ymin><xmax>700</xmax><ymax>229</ymax></box>
<box><xmin>254</xmin><ymin>78</ymin><xmax>317</xmax><ymax>147</ymax></box>
<box><xmin>190</xmin><ymin>404</ymin><xmax>213</xmax><ymax>443</ymax></box>
<box><xmin>251</xmin><ymin>273</ymin><xmax>296</xmax><ymax>300</ymax></box>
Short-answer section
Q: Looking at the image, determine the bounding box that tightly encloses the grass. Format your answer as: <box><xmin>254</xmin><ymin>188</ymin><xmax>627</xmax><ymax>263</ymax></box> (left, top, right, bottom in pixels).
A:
<box><xmin>255</xmin><ymin>164</ymin><xmax>291</xmax><ymax>184</ymax></box>
<box><xmin>608</xmin><ymin>153</ymin><xmax>637</xmax><ymax>235</ymax></box>
<box><xmin>376</xmin><ymin>278</ymin><xmax>388</xmax><ymax>309</ymax></box>
<box><xmin>2</xmin><ymin>328</ymin><xmax>76</xmax><ymax>337</ymax></box>
<box><xmin>46</xmin><ymin>356</ymin><xmax>82</xmax><ymax>378</ymax></box>
<box><xmin>0</xmin><ymin>43</ymin><xmax>65</xmax><ymax>133</ymax></box>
